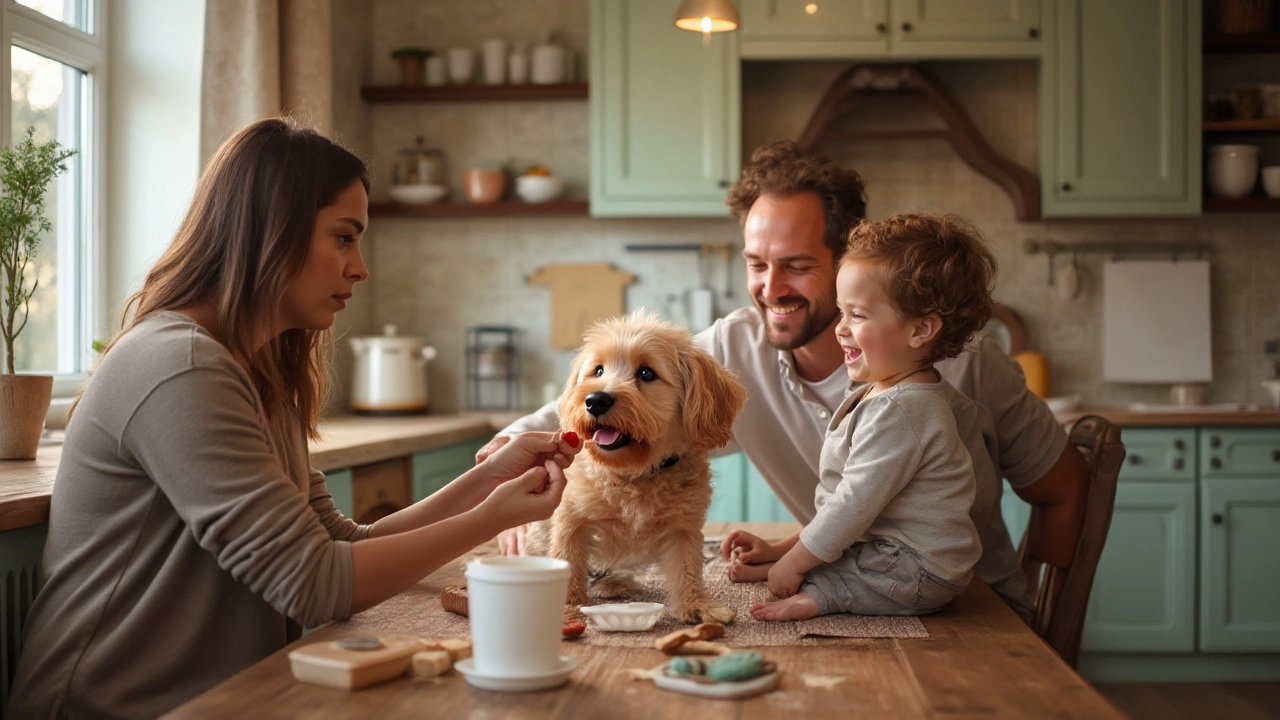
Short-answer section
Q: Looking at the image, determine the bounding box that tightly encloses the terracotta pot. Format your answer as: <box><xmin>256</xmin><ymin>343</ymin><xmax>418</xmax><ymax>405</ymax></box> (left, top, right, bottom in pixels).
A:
<box><xmin>465</xmin><ymin>169</ymin><xmax>506</xmax><ymax>203</ymax></box>
<box><xmin>0</xmin><ymin>374</ymin><xmax>53</xmax><ymax>460</ymax></box>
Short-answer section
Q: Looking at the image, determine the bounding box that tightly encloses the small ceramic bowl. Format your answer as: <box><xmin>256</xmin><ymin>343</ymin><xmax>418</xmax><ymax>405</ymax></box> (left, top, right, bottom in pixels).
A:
<box><xmin>579</xmin><ymin>602</ymin><xmax>664</xmax><ymax>632</ymax></box>
<box><xmin>1044</xmin><ymin>395</ymin><xmax>1082</xmax><ymax>414</ymax></box>
<box><xmin>389</xmin><ymin>184</ymin><xmax>447</xmax><ymax>204</ymax></box>
<box><xmin>515</xmin><ymin>175</ymin><xmax>564</xmax><ymax>203</ymax></box>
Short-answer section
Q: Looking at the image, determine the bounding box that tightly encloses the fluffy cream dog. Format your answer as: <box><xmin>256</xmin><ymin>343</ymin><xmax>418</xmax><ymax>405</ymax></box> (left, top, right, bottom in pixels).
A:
<box><xmin>538</xmin><ymin>312</ymin><xmax>746</xmax><ymax>624</ymax></box>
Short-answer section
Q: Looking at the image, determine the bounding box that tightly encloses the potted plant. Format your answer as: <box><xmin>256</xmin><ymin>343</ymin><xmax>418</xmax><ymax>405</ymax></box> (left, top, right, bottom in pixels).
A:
<box><xmin>0</xmin><ymin>127</ymin><xmax>75</xmax><ymax>460</ymax></box>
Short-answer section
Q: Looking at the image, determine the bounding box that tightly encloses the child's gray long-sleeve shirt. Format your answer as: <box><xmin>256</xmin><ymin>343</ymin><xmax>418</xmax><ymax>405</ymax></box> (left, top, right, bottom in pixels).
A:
<box><xmin>9</xmin><ymin>311</ymin><xmax>369</xmax><ymax>719</ymax></box>
<box><xmin>799</xmin><ymin>380</ymin><xmax>987</xmax><ymax>586</ymax></box>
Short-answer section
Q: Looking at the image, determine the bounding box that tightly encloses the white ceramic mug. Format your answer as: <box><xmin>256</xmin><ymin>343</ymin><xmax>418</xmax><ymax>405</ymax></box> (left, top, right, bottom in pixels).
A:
<box><xmin>481</xmin><ymin>38</ymin><xmax>507</xmax><ymax>85</ymax></box>
<box><xmin>531</xmin><ymin>43</ymin><xmax>565</xmax><ymax>84</ymax></box>
<box><xmin>447</xmin><ymin>47</ymin><xmax>475</xmax><ymax>85</ymax></box>
<box><xmin>508</xmin><ymin>50</ymin><xmax>529</xmax><ymax>84</ymax></box>
<box><xmin>465</xmin><ymin>556</ymin><xmax>569</xmax><ymax>677</ymax></box>
<box><xmin>1263</xmin><ymin>165</ymin><xmax>1280</xmax><ymax>198</ymax></box>
<box><xmin>424</xmin><ymin>56</ymin><xmax>447</xmax><ymax>87</ymax></box>
<box><xmin>1207</xmin><ymin>144</ymin><xmax>1259</xmax><ymax>198</ymax></box>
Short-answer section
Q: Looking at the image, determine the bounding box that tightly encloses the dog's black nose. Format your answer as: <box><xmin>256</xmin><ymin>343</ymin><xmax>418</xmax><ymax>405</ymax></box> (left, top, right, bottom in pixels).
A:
<box><xmin>584</xmin><ymin>391</ymin><xmax>614</xmax><ymax>417</ymax></box>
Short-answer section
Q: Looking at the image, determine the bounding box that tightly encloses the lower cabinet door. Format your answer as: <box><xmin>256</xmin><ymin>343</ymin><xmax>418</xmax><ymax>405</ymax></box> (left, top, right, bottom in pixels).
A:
<box><xmin>324</xmin><ymin>468</ymin><xmax>355</xmax><ymax>519</ymax></box>
<box><xmin>745</xmin><ymin>462</ymin><xmax>792</xmax><ymax>522</ymax></box>
<box><xmin>708</xmin><ymin>454</ymin><xmax>747</xmax><ymax>523</ymax></box>
<box><xmin>1082</xmin><ymin>482</ymin><xmax>1197</xmax><ymax>652</ymax></box>
<box><xmin>1200</xmin><ymin>478</ymin><xmax>1280</xmax><ymax>651</ymax></box>
<box><xmin>412</xmin><ymin>439</ymin><xmax>488</xmax><ymax>501</ymax></box>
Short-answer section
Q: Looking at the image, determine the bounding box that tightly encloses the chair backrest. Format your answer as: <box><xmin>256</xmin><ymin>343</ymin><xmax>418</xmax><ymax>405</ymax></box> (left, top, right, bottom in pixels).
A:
<box><xmin>1019</xmin><ymin>415</ymin><xmax>1125</xmax><ymax>668</ymax></box>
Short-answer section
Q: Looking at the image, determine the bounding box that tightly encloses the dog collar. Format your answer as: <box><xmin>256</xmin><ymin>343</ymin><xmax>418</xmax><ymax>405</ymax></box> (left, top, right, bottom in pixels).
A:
<box><xmin>660</xmin><ymin>455</ymin><xmax>680</xmax><ymax>469</ymax></box>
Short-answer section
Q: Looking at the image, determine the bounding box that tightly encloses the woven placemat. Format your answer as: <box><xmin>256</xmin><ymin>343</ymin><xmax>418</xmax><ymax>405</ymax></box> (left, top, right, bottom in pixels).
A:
<box><xmin>345</xmin><ymin>542</ymin><xmax>927</xmax><ymax>645</ymax></box>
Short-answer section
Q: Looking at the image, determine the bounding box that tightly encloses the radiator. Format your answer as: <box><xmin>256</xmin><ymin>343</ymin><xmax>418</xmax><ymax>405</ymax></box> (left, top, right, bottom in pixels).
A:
<box><xmin>0</xmin><ymin>526</ymin><xmax>46</xmax><ymax>712</ymax></box>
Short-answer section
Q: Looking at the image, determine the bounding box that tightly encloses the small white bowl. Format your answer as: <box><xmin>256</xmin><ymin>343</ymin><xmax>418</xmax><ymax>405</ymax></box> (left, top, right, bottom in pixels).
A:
<box><xmin>389</xmin><ymin>183</ymin><xmax>447</xmax><ymax>204</ymax></box>
<box><xmin>1044</xmin><ymin>395</ymin><xmax>1082</xmax><ymax>414</ymax></box>
<box><xmin>579</xmin><ymin>602</ymin><xmax>664</xmax><ymax>632</ymax></box>
<box><xmin>514</xmin><ymin>175</ymin><xmax>564</xmax><ymax>203</ymax></box>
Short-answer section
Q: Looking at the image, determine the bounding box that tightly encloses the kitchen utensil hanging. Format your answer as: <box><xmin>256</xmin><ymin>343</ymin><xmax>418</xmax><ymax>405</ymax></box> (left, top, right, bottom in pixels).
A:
<box><xmin>1025</xmin><ymin>238</ymin><xmax>1211</xmax><ymax>302</ymax></box>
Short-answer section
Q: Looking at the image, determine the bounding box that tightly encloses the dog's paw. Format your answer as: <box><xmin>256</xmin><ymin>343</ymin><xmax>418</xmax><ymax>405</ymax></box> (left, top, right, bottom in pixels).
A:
<box><xmin>672</xmin><ymin>599</ymin><xmax>737</xmax><ymax>625</ymax></box>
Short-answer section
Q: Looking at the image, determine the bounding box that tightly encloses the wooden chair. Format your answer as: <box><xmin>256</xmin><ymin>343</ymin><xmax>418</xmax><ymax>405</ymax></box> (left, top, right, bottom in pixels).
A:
<box><xmin>1018</xmin><ymin>415</ymin><xmax>1125</xmax><ymax>668</ymax></box>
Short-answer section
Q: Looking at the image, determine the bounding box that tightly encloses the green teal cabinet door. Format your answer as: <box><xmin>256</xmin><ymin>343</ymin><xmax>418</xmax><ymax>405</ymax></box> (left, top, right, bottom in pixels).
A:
<box><xmin>0</xmin><ymin>525</ymin><xmax>45</xmax><ymax>710</ymax></box>
<box><xmin>413</xmin><ymin>439</ymin><xmax>488</xmax><ymax>501</ymax></box>
<box><xmin>1200</xmin><ymin>478</ymin><xmax>1280</xmax><ymax>651</ymax></box>
<box><xmin>745</xmin><ymin>460</ymin><xmax>792</xmax><ymax>522</ymax></box>
<box><xmin>740</xmin><ymin>0</ymin><xmax>889</xmax><ymax>59</ymax></box>
<box><xmin>1200</xmin><ymin>428</ymin><xmax>1280</xmax><ymax>479</ymax></box>
<box><xmin>1081</xmin><ymin>482</ymin><xmax>1197</xmax><ymax>652</ymax></box>
<box><xmin>1118</xmin><ymin>428</ymin><xmax>1197</xmax><ymax>483</ymax></box>
<box><xmin>325</xmin><ymin>468</ymin><xmax>355</xmax><ymax>518</ymax></box>
<box><xmin>890</xmin><ymin>0</ymin><xmax>1041</xmax><ymax>57</ymax></box>
<box><xmin>1039</xmin><ymin>0</ymin><xmax>1201</xmax><ymax>216</ymax></box>
<box><xmin>708</xmin><ymin>453</ymin><xmax>747</xmax><ymax>522</ymax></box>
<box><xmin>590</xmin><ymin>0</ymin><xmax>740</xmax><ymax>216</ymax></box>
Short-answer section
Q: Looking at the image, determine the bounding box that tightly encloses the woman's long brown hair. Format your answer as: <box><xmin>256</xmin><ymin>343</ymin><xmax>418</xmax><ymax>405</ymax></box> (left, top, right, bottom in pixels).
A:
<box><xmin>76</xmin><ymin>118</ymin><xmax>369</xmax><ymax>438</ymax></box>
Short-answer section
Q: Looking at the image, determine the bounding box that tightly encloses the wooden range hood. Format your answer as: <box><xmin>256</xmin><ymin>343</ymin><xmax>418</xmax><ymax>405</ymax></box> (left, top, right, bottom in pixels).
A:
<box><xmin>796</xmin><ymin>64</ymin><xmax>1040</xmax><ymax>221</ymax></box>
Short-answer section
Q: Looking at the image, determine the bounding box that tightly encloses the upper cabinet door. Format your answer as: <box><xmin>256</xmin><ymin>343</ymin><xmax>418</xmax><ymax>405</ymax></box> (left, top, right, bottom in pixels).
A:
<box><xmin>740</xmin><ymin>0</ymin><xmax>889</xmax><ymax>59</ymax></box>
<box><xmin>590</xmin><ymin>0</ymin><xmax>740</xmax><ymax>217</ymax></box>
<box><xmin>1040</xmin><ymin>0</ymin><xmax>1202</xmax><ymax>216</ymax></box>
<box><xmin>890</xmin><ymin>0</ymin><xmax>1042</xmax><ymax>57</ymax></box>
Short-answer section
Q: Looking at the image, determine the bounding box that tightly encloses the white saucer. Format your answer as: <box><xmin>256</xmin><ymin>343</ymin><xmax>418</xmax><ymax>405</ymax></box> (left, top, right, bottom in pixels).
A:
<box><xmin>454</xmin><ymin>656</ymin><xmax>578</xmax><ymax>692</ymax></box>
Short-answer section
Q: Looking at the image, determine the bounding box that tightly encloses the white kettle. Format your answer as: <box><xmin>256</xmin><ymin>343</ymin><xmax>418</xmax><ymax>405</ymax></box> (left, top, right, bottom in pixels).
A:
<box><xmin>350</xmin><ymin>324</ymin><xmax>437</xmax><ymax>414</ymax></box>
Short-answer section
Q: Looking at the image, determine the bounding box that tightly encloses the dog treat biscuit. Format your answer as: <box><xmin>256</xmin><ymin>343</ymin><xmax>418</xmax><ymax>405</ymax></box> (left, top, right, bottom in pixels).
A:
<box><xmin>440</xmin><ymin>585</ymin><xmax>469</xmax><ymax>617</ymax></box>
<box><xmin>654</xmin><ymin>622</ymin><xmax>725</xmax><ymax>652</ymax></box>
<box><xmin>410</xmin><ymin>650</ymin><xmax>452</xmax><ymax>679</ymax></box>
<box><xmin>670</xmin><ymin>640</ymin><xmax>732</xmax><ymax>656</ymax></box>
<box><xmin>423</xmin><ymin>638</ymin><xmax>472</xmax><ymax>662</ymax></box>
<box><xmin>702</xmin><ymin>606</ymin><xmax>737</xmax><ymax>625</ymax></box>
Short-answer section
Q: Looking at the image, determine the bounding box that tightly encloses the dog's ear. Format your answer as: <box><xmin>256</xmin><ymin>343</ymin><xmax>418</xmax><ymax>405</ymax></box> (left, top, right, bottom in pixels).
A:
<box><xmin>680</xmin><ymin>348</ymin><xmax>746</xmax><ymax>451</ymax></box>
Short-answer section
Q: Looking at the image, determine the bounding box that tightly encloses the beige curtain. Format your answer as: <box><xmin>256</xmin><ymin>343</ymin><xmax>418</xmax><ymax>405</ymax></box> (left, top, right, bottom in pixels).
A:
<box><xmin>200</xmin><ymin>0</ymin><xmax>334</xmax><ymax>163</ymax></box>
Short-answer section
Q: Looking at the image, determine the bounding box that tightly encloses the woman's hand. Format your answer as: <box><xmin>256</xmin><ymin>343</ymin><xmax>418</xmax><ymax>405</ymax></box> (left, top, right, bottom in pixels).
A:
<box><xmin>721</xmin><ymin>530</ymin><xmax>780</xmax><ymax>565</ymax></box>
<box><xmin>481</xmin><ymin>431</ymin><xmax>580</xmax><ymax>489</ymax></box>
<box><xmin>767</xmin><ymin>562</ymin><xmax>804</xmax><ymax>599</ymax></box>
<box><xmin>477</xmin><ymin>460</ymin><xmax>568</xmax><ymax>530</ymax></box>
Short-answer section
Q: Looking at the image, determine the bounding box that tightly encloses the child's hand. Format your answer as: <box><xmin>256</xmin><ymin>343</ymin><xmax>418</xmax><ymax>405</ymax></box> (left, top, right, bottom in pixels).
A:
<box><xmin>720</xmin><ymin>530</ymin><xmax>779</xmax><ymax>564</ymax></box>
<box><xmin>767</xmin><ymin>563</ymin><xmax>804</xmax><ymax>599</ymax></box>
<box><xmin>482</xmin><ymin>431</ymin><xmax>580</xmax><ymax>489</ymax></box>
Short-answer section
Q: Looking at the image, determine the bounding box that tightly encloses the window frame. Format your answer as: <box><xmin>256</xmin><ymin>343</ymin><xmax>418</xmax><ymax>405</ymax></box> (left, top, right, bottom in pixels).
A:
<box><xmin>0</xmin><ymin>0</ymin><xmax>105</xmax><ymax>396</ymax></box>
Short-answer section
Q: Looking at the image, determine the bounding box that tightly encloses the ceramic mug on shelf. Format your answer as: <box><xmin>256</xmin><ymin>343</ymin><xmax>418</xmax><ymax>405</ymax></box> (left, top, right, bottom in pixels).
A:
<box><xmin>531</xmin><ymin>43</ymin><xmax>565</xmax><ymax>84</ymax></box>
<box><xmin>424</xmin><ymin>55</ymin><xmax>447</xmax><ymax>87</ymax></box>
<box><xmin>464</xmin><ymin>169</ymin><xmax>506</xmax><ymax>203</ymax></box>
<box><xmin>447</xmin><ymin>47</ymin><xmax>475</xmax><ymax>85</ymax></box>
<box><xmin>1207</xmin><ymin>144</ymin><xmax>1260</xmax><ymax>199</ymax></box>
<box><xmin>481</xmin><ymin>38</ymin><xmax>507</xmax><ymax>85</ymax></box>
<box><xmin>1263</xmin><ymin>165</ymin><xmax>1280</xmax><ymax>199</ymax></box>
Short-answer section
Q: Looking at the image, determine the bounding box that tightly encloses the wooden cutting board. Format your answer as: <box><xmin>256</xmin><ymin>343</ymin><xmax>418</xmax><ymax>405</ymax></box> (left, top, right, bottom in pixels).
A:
<box><xmin>528</xmin><ymin>262</ymin><xmax>635</xmax><ymax>350</ymax></box>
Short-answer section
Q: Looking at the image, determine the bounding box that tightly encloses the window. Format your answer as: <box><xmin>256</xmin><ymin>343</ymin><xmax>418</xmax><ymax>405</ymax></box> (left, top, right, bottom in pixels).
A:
<box><xmin>2</xmin><ymin>0</ymin><xmax>102</xmax><ymax>387</ymax></box>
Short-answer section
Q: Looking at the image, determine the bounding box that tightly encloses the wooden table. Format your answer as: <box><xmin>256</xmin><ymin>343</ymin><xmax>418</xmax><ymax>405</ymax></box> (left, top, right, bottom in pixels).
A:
<box><xmin>167</xmin><ymin>523</ymin><xmax>1123</xmax><ymax>719</ymax></box>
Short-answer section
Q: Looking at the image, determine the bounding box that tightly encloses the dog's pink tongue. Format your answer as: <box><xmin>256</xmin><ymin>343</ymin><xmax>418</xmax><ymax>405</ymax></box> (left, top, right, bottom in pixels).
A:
<box><xmin>593</xmin><ymin>427</ymin><xmax>621</xmax><ymax>446</ymax></box>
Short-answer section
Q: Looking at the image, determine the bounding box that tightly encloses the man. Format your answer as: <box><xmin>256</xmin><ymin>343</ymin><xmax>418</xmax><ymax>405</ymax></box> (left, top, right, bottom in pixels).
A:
<box><xmin>479</xmin><ymin>141</ymin><xmax>1087</xmax><ymax>621</ymax></box>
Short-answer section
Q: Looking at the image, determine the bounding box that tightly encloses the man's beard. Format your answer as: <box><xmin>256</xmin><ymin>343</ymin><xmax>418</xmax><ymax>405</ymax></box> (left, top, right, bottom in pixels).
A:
<box><xmin>755</xmin><ymin>292</ymin><xmax>838</xmax><ymax>351</ymax></box>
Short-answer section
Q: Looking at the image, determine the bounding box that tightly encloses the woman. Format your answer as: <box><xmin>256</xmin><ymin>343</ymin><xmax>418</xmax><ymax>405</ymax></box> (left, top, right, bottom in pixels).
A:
<box><xmin>9</xmin><ymin>118</ymin><xmax>579</xmax><ymax>719</ymax></box>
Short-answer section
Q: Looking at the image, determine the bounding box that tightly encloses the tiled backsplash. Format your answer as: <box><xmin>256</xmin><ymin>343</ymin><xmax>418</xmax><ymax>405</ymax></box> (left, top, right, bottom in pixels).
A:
<box><xmin>346</xmin><ymin>0</ymin><xmax>1280</xmax><ymax>414</ymax></box>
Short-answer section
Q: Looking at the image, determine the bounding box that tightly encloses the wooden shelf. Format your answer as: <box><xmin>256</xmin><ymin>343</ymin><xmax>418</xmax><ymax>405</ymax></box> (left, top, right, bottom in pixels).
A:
<box><xmin>1203</xmin><ymin>195</ymin><xmax>1280</xmax><ymax>212</ymax></box>
<box><xmin>1204</xmin><ymin>32</ymin><xmax>1280</xmax><ymax>53</ymax></box>
<box><xmin>361</xmin><ymin>83</ymin><xmax>588</xmax><ymax>103</ymax></box>
<box><xmin>1204</xmin><ymin>119</ymin><xmax>1280</xmax><ymax>133</ymax></box>
<box><xmin>369</xmin><ymin>200</ymin><xmax>589</xmax><ymax>218</ymax></box>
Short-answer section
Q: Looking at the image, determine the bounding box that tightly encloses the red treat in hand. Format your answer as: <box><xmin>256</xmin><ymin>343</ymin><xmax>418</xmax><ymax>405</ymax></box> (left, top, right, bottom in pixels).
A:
<box><xmin>562</xmin><ymin>431</ymin><xmax>580</xmax><ymax>448</ymax></box>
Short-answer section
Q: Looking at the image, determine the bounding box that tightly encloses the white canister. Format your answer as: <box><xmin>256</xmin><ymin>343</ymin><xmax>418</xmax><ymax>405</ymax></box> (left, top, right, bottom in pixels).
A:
<box><xmin>481</xmin><ymin>38</ymin><xmax>507</xmax><ymax>85</ymax></box>
<box><xmin>465</xmin><ymin>556</ymin><xmax>569</xmax><ymax>677</ymax></box>
<box><xmin>1207</xmin><ymin>144</ymin><xmax>1260</xmax><ymax>198</ymax></box>
<box><xmin>349</xmin><ymin>324</ymin><xmax>437</xmax><ymax>414</ymax></box>
<box><xmin>447</xmin><ymin>47</ymin><xmax>475</xmax><ymax>85</ymax></box>
<box><xmin>424</xmin><ymin>55</ymin><xmax>447</xmax><ymax>87</ymax></box>
<box><xmin>531</xmin><ymin>43</ymin><xmax>566</xmax><ymax>84</ymax></box>
<box><xmin>508</xmin><ymin>48</ymin><xmax>529</xmax><ymax>84</ymax></box>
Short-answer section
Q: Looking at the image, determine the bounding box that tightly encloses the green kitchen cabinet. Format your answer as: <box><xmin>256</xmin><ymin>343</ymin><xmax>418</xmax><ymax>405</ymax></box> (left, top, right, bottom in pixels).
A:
<box><xmin>412</xmin><ymin>438</ymin><xmax>489</xmax><ymax>501</ymax></box>
<box><xmin>1039</xmin><ymin>0</ymin><xmax>1202</xmax><ymax>216</ymax></box>
<box><xmin>739</xmin><ymin>0</ymin><xmax>1040</xmax><ymax>59</ymax></box>
<box><xmin>324</xmin><ymin>467</ymin><xmax>355</xmax><ymax>518</ymax></box>
<box><xmin>589</xmin><ymin>0</ymin><xmax>741</xmax><ymax>217</ymax></box>
<box><xmin>708</xmin><ymin>452</ymin><xmax>790</xmax><ymax>522</ymax></box>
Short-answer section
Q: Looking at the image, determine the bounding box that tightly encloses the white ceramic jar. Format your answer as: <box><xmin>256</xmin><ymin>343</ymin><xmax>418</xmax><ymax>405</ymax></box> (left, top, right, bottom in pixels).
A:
<box><xmin>1207</xmin><ymin>144</ymin><xmax>1260</xmax><ymax>198</ymax></box>
<box><xmin>349</xmin><ymin>324</ymin><xmax>437</xmax><ymax>414</ymax></box>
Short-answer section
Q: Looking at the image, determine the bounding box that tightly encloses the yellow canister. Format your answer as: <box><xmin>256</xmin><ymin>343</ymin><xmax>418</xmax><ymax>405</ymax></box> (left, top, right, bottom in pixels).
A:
<box><xmin>1013</xmin><ymin>351</ymin><xmax>1050</xmax><ymax>398</ymax></box>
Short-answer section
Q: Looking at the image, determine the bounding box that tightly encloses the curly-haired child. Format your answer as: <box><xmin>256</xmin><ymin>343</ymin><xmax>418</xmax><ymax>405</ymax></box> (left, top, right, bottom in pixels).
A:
<box><xmin>725</xmin><ymin>213</ymin><xmax>1000</xmax><ymax>620</ymax></box>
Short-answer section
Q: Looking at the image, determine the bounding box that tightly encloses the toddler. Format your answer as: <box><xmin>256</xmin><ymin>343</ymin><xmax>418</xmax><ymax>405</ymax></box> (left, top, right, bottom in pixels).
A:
<box><xmin>725</xmin><ymin>213</ymin><xmax>999</xmax><ymax>621</ymax></box>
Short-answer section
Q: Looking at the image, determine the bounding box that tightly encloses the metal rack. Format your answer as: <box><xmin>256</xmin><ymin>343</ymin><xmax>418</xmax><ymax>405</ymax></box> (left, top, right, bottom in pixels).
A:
<box><xmin>465</xmin><ymin>326</ymin><xmax>520</xmax><ymax>410</ymax></box>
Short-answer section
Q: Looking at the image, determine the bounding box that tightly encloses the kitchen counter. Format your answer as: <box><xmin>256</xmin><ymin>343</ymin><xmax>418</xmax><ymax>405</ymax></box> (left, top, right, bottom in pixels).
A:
<box><xmin>1058</xmin><ymin>407</ymin><xmax>1280</xmax><ymax>427</ymax></box>
<box><xmin>0</xmin><ymin>411</ymin><xmax>530</xmax><ymax>534</ymax></box>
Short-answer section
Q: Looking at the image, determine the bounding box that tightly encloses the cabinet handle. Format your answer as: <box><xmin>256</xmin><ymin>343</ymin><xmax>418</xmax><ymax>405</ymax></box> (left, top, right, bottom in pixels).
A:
<box><xmin>901</xmin><ymin>22</ymin><xmax>913</xmax><ymax>32</ymax></box>
<box><xmin>1174</xmin><ymin>458</ymin><xmax>1184</xmax><ymax>471</ymax></box>
<box><xmin>1212</xmin><ymin>513</ymin><xmax>1225</xmax><ymax>525</ymax></box>
<box><xmin>1173</xmin><ymin>438</ymin><xmax>1185</xmax><ymax>451</ymax></box>
<box><xmin>1029</xmin><ymin>27</ymin><xmax>1039</xmax><ymax>39</ymax></box>
<box><xmin>1127</xmin><ymin>454</ymin><xmax>1141</xmax><ymax>465</ymax></box>
<box><xmin>1061</xmin><ymin>182</ymin><xmax>1072</xmax><ymax>192</ymax></box>
<box><xmin>1210</xmin><ymin>457</ymin><xmax>1222</xmax><ymax>470</ymax></box>
<box><xmin>1209</xmin><ymin>435</ymin><xmax>1221</xmax><ymax>448</ymax></box>
<box><xmin>876</xmin><ymin>22</ymin><xmax>886</xmax><ymax>33</ymax></box>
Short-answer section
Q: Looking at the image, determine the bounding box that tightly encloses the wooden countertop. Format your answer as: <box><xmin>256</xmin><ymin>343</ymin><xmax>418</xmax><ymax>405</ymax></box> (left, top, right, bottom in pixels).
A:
<box><xmin>169</xmin><ymin>522</ymin><xmax>1124</xmax><ymax>720</ymax></box>
<box><xmin>1058</xmin><ymin>407</ymin><xmax>1280</xmax><ymax>427</ymax></box>
<box><xmin>0</xmin><ymin>411</ymin><xmax>529</xmax><ymax>534</ymax></box>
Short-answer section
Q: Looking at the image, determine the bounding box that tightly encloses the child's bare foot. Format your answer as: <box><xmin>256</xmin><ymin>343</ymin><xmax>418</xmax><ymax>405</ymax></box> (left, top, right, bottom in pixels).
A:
<box><xmin>749</xmin><ymin>591</ymin><xmax>820</xmax><ymax>622</ymax></box>
<box><xmin>727</xmin><ymin>559</ymin><xmax>773</xmax><ymax>583</ymax></box>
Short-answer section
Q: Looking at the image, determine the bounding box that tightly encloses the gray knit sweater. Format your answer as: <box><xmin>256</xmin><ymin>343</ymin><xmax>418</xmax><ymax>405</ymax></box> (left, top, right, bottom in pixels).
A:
<box><xmin>9</xmin><ymin>312</ymin><xmax>369</xmax><ymax>719</ymax></box>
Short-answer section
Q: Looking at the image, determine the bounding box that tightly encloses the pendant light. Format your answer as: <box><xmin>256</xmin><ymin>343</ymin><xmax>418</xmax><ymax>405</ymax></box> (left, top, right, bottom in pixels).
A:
<box><xmin>673</xmin><ymin>0</ymin><xmax>740</xmax><ymax>41</ymax></box>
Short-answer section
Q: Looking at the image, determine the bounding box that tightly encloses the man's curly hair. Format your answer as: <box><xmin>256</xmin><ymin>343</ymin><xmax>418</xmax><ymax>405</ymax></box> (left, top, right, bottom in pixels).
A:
<box><xmin>726</xmin><ymin>141</ymin><xmax>868</xmax><ymax>260</ymax></box>
<box><xmin>841</xmin><ymin>214</ymin><xmax>997</xmax><ymax>363</ymax></box>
